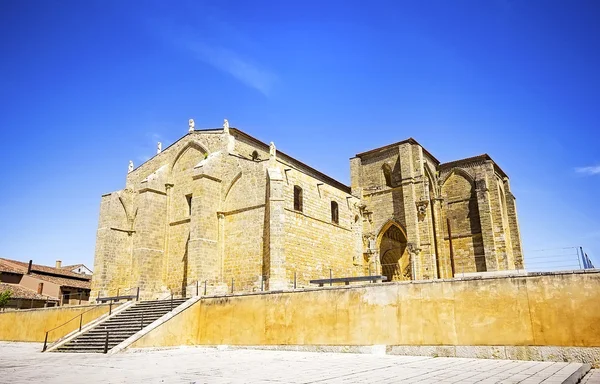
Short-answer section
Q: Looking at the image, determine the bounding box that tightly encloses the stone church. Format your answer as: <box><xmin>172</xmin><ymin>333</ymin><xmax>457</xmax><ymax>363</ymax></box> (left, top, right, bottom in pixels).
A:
<box><xmin>91</xmin><ymin>120</ymin><xmax>523</xmax><ymax>299</ymax></box>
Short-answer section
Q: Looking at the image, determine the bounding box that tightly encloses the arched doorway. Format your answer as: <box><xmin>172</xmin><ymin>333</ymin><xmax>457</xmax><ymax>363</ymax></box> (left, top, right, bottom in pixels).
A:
<box><xmin>377</xmin><ymin>223</ymin><xmax>410</xmax><ymax>282</ymax></box>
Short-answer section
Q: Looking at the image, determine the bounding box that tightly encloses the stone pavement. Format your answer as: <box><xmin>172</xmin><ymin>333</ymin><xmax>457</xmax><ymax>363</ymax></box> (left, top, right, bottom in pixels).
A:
<box><xmin>0</xmin><ymin>342</ymin><xmax>592</xmax><ymax>384</ymax></box>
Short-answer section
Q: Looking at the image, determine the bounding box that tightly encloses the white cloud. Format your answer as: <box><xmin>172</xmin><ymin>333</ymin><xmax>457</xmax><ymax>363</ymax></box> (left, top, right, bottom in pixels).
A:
<box><xmin>183</xmin><ymin>41</ymin><xmax>276</xmax><ymax>96</ymax></box>
<box><xmin>575</xmin><ymin>165</ymin><xmax>600</xmax><ymax>176</ymax></box>
<box><xmin>146</xmin><ymin>15</ymin><xmax>277</xmax><ymax>96</ymax></box>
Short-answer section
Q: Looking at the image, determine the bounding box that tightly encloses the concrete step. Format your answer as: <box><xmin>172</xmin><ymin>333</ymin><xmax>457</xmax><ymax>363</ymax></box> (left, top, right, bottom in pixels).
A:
<box><xmin>76</xmin><ymin>333</ymin><xmax>136</xmax><ymax>340</ymax></box>
<box><xmin>54</xmin><ymin>349</ymin><xmax>108</xmax><ymax>353</ymax></box>
<box><xmin>56</xmin><ymin>345</ymin><xmax>120</xmax><ymax>352</ymax></box>
<box><xmin>106</xmin><ymin>317</ymin><xmax>167</xmax><ymax>323</ymax></box>
<box><xmin>49</xmin><ymin>298</ymin><xmax>191</xmax><ymax>354</ymax></box>
<box><xmin>114</xmin><ymin>309</ymin><xmax>178</xmax><ymax>315</ymax></box>
<box><xmin>109</xmin><ymin>313</ymin><xmax>167</xmax><ymax>318</ymax></box>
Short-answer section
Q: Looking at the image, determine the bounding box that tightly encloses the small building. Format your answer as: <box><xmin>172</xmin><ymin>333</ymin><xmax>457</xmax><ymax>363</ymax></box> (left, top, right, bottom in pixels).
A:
<box><xmin>0</xmin><ymin>282</ymin><xmax>59</xmax><ymax>310</ymax></box>
<box><xmin>60</xmin><ymin>263</ymin><xmax>93</xmax><ymax>276</ymax></box>
<box><xmin>0</xmin><ymin>258</ymin><xmax>91</xmax><ymax>309</ymax></box>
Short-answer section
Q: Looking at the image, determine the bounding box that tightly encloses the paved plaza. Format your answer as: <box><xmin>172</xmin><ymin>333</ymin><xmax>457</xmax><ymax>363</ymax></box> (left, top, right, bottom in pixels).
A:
<box><xmin>0</xmin><ymin>342</ymin><xmax>596</xmax><ymax>383</ymax></box>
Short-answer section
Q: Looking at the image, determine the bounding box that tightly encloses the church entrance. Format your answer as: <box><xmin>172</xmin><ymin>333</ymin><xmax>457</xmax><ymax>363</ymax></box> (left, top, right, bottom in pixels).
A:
<box><xmin>378</xmin><ymin>223</ymin><xmax>410</xmax><ymax>282</ymax></box>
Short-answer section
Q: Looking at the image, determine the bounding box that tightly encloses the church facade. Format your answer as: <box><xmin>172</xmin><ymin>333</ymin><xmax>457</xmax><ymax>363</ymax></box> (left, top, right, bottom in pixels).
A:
<box><xmin>91</xmin><ymin>120</ymin><xmax>523</xmax><ymax>299</ymax></box>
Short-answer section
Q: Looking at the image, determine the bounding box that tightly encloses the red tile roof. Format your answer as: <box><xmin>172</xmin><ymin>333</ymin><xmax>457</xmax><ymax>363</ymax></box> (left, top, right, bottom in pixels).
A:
<box><xmin>30</xmin><ymin>273</ymin><xmax>91</xmax><ymax>290</ymax></box>
<box><xmin>0</xmin><ymin>258</ymin><xmax>91</xmax><ymax>280</ymax></box>
<box><xmin>0</xmin><ymin>259</ymin><xmax>23</xmax><ymax>274</ymax></box>
<box><xmin>61</xmin><ymin>264</ymin><xmax>85</xmax><ymax>270</ymax></box>
<box><xmin>0</xmin><ymin>282</ymin><xmax>58</xmax><ymax>301</ymax></box>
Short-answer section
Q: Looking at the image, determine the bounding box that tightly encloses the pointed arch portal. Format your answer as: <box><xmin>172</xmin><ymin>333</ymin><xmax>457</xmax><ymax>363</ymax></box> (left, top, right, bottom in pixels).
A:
<box><xmin>376</xmin><ymin>221</ymin><xmax>411</xmax><ymax>282</ymax></box>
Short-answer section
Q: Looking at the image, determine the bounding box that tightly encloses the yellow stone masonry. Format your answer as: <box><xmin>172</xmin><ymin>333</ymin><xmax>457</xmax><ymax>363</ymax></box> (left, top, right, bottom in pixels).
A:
<box><xmin>91</xmin><ymin>125</ymin><xmax>523</xmax><ymax>298</ymax></box>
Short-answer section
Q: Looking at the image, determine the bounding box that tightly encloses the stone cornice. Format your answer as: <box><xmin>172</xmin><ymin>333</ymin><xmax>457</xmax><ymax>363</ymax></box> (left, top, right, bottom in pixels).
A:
<box><xmin>138</xmin><ymin>187</ymin><xmax>167</xmax><ymax>196</ymax></box>
<box><xmin>192</xmin><ymin>174</ymin><xmax>222</xmax><ymax>182</ymax></box>
<box><xmin>169</xmin><ymin>217</ymin><xmax>191</xmax><ymax>226</ymax></box>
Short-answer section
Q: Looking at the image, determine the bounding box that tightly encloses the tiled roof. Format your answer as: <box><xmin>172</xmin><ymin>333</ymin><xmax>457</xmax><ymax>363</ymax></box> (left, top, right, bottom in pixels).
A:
<box><xmin>0</xmin><ymin>259</ymin><xmax>22</xmax><ymax>274</ymax></box>
<box><xmin>61</xmin><ymin>264</ymin><xmax>84</xmax><ymax>270</ymax></box>
<box><xmin>31</xmin><ymin>273</ymin><xmax>91</xmax><ymax>290</ymax></box>
<box><xmin>0</xmin><ymin>258</ymin><xmax>91</xmax><ymax>280</ymax></box>
<box><xmin>61</xmin><ymin>264</ymin><xmax>93</xmax><ymax>273</ymax></box>
<box><xmin>0</xmin><ymin>282</ymin><xmax>58</xmax><ymax>301</ymax></box>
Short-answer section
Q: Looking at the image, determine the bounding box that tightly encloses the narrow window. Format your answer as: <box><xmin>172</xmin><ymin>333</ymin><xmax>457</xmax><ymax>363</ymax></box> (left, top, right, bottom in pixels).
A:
<box><xmin>186</xmin><ymin>194</ymin><xmax>193</xmax><ymax>216</ymax></box>
<box><xmin>293</xmin><ymin>185</ymin><xmax>303</xmax><ymax>212</ymax></box>
<box><xmin>37</xmin><ymin>283</ymin><xmax>44</xmax><ymax>294</ymax></box>
<box><xmin>382</xmin><ymin>164</ymin><xmax>393</xmax><ymax>187</ymax></box>
<box><xmin>331</xmin><ymin>201</ymin><xmax>339</xmax><ymax>224</ymax></box>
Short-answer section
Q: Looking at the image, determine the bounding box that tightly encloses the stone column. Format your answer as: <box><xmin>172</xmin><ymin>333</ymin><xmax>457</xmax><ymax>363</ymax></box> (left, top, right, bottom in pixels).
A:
<box><xmin>484</xmin><ymin>163</ymin><xmax>509</xmax><ymax>270</ymax></box>
<box><xmin>90</xmin><ymin>194</ymin><xmax>113</xmax><ymax>298</ymax></box>
<box><xmin>431</xmin><ymin>197</ymin><xmax>449</xmax><ymax>278</ymax></box>
<box><xmin>504</xmin><ymin>181</ymin><xmax>524</xmax><ymax>269</ymax></box>
<box><xmin>217</xmin><ymin>212</ymin><xmax>226</xmax><ymax>280</ymax></box>
<box><xmin>349</xmin><ymin>157</ymin><xmax>363</xmax><ymax>198</ymax></box>
<box><xmin>132</xmin><ymin>188</ymin><xmax>167</xmax><ymax>299</ymax></box>
<box><xmin>188</xmin><ymin>175</ymin><xmax>221</xmax><ymax>285</ymax></box>
<box><xmin>399</xmin><ymin>143</ymin><xmax>422</xmax><ymax>279</ymax></box>
<box><xmin>267</xmin><ymin>167</ymin><xmax>287</xmax><ymax>290</ymax></box>
<box><xmin>161</xmin><ymin>183</ymin><xmax>173</xmax><ymax>285</ymax></box>
<box><xmin>475</xmin><ymin>176</ymin><xmax>498</xmax><ymax>271</ymax></box>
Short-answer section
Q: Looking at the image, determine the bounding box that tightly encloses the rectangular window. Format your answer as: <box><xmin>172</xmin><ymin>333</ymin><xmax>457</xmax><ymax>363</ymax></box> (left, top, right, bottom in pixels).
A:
<box><xmin>331</xmin><ymin>201</ymin><xmax>339</xmax><ymax>224</ymax></box>
<box><xmin>186</xmin><ymin>194</ymin><xmax>193</xmax><ymax>216</ymax></box>
<box><xmin>293</xmin><ymin>185</ymin><xmax>303</xmax><ymax>212</ymax></box>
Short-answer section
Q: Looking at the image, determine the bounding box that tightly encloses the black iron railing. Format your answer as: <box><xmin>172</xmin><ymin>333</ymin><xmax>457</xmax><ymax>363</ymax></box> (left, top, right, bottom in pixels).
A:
<box><xmin>42</xmin><ymin>304</ymin><xmax>111</xmax><ymax>352</ymax></box>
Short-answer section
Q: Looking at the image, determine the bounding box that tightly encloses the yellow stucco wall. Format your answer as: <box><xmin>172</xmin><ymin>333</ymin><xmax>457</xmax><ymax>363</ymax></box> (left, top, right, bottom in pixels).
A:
<box><xmin>0</xmin><ymin>304</ymin><xmax>112</xmax><ymax>342</ymax></box>
<box><xmin>132</xmin><ymin>272</ymin><xmax>600</xmax><ymax>348</ymax></box>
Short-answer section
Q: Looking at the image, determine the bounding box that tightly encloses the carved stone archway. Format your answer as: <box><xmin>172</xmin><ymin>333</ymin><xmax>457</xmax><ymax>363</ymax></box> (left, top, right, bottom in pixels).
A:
<box><xmin>376</xmin><ymin>221</ymin><xmax>410</xmax><ymax>282</ymax></box>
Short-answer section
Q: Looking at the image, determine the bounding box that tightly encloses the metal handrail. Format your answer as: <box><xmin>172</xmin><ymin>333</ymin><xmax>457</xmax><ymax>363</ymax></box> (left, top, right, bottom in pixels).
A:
<box><xmin>96</xmin><ymin>287</ymin><xmax>140</xmax><ymax>303</ymax></box>
<box><xmin>42</xmin><ymin>303</ymin><xmax>110</xmax><ymax>352</ymax></box>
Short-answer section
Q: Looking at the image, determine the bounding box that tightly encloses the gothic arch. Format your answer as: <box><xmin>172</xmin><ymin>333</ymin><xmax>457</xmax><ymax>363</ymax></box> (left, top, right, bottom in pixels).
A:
<box><xmin>171</xmin><ymin>141</ymin><xmax>209</xmax><ymax>172</ymax></box>
<box><xmin>223</xmin><ymin>171</ymin><xmax>243</xmax><ymax>203</ymax></box>
<box><xmin>117</xmin><ymin>191</ymin><xmax>136</xmax><ymax>227</ymax></box>
<box><xmin>424</xmin><ymin>164</ymin><xmax>439</xmax><ymax>198</ymax></box>
<box><xmin>375</xmin><ymin>219</ymin><xmax>407</xmax><ymax>249</ymax></box>
<box><xmin>382</xmin><ymin>163</ymin><xmax>393</xmax><ymax>187</ymax></box>
<box><xmin>440</xmin><ymin>167</ymin><xmax>475</xmax><ymax>190</ymax></box>
<box><xmin>376</xmin><ymin>219</ymin><xmax>410</xmax><ymax>281</ymax></box>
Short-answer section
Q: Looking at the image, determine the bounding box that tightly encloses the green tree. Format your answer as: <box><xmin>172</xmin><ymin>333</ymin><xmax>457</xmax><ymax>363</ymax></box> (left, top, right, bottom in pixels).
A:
<box><xmin>0</xmin><ymin>289</ymin><xmax>12</xmax><ymax>309</ymax></box>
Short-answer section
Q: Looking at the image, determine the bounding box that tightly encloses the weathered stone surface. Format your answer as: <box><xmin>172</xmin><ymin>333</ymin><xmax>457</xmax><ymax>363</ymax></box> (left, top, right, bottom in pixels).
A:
<box><xmin>91</xmin><ymin>128</ymin><xmax>523</xmax><ymax>299</ymax></box>
<box><xmin>130</xmin><ymin>272</ymin><xmax>600</xmax><ymax>364</ymax></box>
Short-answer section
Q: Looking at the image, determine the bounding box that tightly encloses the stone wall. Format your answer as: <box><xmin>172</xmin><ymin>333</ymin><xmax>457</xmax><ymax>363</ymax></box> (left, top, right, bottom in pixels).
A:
<box><xmin>92</xmin><ymin>127</ymin><xmax>523</xmax><ymax>299</ymax></box>
<box><xmin>352</xmin><ymin>139</ymin><xmax>523</xmax><ymax>282</ymax></box>
<box><xmin>282</xmin><ymin>166</ymin><xmax>360</xmax><ymax>287</ymax></box>
<box><xmin>0</xmin><ymin>304</ymin><xmax>112</xmax><ymax>342</ymax></box>
<box><xmin>92</xmin><ymin>127</ymin><xmax>362</xmax><ymax>298</ymax></box>
<box><xmin>130</xmin><ymin>271</ymin><xmax>600</xmax><ymax>367</ymax></box>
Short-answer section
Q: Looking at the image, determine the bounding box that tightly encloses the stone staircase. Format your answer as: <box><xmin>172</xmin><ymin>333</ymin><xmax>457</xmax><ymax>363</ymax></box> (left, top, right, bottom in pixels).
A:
<box><xmin>53</xmin><ymin>298</ymin><xmax>188</xmax><ymax>353</ymax></box>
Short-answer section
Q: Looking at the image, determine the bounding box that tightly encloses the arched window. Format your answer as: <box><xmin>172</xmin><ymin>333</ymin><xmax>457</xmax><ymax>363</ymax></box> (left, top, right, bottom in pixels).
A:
<box><xmin>382</xmin><ymin>164</ymin><xmax>393</xmax><ymax>187</ymax></box>
<box><xmin>331</xmin><ymin>201</ymin><xmax>339</xmax><ymax>224</ymax></box>
<box><xmin>186</xmin><ymin>194</ymin><xmax>193</xmax><ymax>216</ymax></box>
<box><xmin>293</xmin><ymin>185</ymin><xmax>303</xmax><ymax>212</ymax></box>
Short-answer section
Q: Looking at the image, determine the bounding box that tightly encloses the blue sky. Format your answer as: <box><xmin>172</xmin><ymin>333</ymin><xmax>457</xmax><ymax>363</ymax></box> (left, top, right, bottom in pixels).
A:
<box><xmin>0</xmin><ymin>0</ymin><xmax>598</xmax><ymax>269</ymax></box>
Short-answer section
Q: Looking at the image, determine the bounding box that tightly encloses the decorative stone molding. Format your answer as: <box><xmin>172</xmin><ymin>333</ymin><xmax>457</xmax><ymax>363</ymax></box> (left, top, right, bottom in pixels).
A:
<box><xmin>407</xmin><ymin>242</ymin><xmax>421</xmax><ymax>255</ymax></box>
<box><xmin>416</xmin><ymin>200</ymin><xmax>429</xmax><ymax>221</ymax></box>
<box><xmin>363</xmin><ymin>234</ymin><xmax>376</xmax><ymax>254</ymax></box>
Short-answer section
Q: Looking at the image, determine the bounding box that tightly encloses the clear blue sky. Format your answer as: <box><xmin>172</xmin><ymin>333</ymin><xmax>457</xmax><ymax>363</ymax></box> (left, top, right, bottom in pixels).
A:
<box><xmin>0</xmin><ymin>0</ymin><xmax>598</xmax><ymax>269</ymax></box>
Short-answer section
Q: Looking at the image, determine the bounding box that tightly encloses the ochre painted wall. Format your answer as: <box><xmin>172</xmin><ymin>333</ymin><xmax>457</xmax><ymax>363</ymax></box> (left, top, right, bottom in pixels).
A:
<box><xmin>0</xmin><ymin>304</ymin><xmax>111</xmax><ymax>342</ymax></box>
<box><xmin>132</xmin><ymin>272</ymin><xmax>600</xmax><ymax>348</ymax></box>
